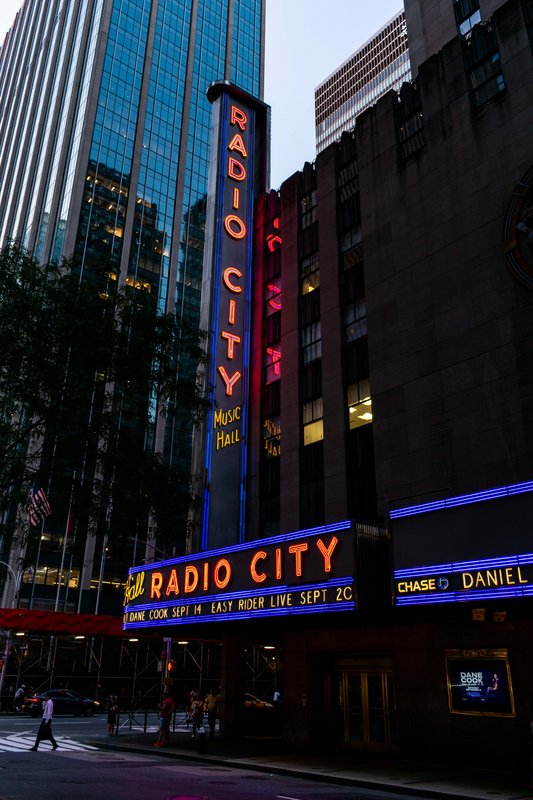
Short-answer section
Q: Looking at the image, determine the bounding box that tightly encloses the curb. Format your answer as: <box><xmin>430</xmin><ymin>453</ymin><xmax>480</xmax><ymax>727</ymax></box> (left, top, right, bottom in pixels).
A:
<box><xmin>85</xmin><ymin>737</ymin><xmax>501</xmax><ymax>800</ymax></box>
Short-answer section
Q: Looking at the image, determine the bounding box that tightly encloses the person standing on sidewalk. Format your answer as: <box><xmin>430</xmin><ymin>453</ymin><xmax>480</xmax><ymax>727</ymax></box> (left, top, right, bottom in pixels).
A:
<box><xmin>205</xmin><ymin>687</ymin><xmax>220</xmax><ymax>739</ymax></box>
<box><xmin>153</xmin><ymin>692</ymin><xmax>175</xmax><ymax>748</ymax></box>
<box><xmin>30</xmin><ymin>693</ymin><xmax>58</xmax><ymax>751</ymax></box>
<box><xmin>105</xmin><ymin>694</ymin><xmax>119</xmax><ymax>735</ymax></box>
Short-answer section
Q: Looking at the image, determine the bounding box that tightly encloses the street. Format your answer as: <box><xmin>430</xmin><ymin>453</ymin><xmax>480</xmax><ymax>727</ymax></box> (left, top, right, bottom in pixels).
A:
<box><xmin>0</xmin><ymin>716</ymin><xmax>423</xmax><ymax>800</ymax></box>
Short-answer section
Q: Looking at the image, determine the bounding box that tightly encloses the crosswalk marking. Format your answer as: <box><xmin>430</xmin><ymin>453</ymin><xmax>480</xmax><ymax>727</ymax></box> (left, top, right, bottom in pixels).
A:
<box><xmin>0</xmin><ymin>732</ymin><xmax>99</xmax><ymax>753</ymax></box>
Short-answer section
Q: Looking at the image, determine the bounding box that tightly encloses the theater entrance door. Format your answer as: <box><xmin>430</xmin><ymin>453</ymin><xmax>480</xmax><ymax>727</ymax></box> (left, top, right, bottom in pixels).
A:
<box><xmin>335</xmin><ymin>660</ymin><xmax>397</xmax><ymax>752</ymax></box>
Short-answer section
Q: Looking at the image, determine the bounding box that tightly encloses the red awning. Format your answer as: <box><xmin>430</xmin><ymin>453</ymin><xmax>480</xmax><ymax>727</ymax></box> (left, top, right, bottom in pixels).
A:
<box><xmin>0</xmin><ymin>608</ymin><xmax>128</xmax><ymax>637</ymax></box>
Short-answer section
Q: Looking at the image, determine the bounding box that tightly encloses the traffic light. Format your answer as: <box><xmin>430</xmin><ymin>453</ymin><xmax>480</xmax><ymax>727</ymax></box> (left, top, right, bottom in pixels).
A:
<box><xmin>167</xmin><ymin>659</ymin><xmax>176</xmax><ymax>673</ymax></box>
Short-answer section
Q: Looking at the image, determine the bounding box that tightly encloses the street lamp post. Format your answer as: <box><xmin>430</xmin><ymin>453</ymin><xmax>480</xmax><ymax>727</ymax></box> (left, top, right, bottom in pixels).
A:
<box><xmin>0</xmin><ymin>561</ymin><xmax>33</xmax><ymax>700</ymax></box>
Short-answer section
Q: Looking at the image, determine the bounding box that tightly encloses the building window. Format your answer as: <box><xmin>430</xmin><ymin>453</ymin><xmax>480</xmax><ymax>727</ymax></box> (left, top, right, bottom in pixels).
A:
<box><xmin>347</xmin><ymin>379</ymin><xmax>373</xmax><ymax>429</ymax></box>
<box><xmin>463</xmin><ymin>24</ymin><xmax>505</xmax><ymax>109</ymax></box>
<box><xmin>265</xmin><ymin>246</ymin><xmax>281</xmax><ymax>280</ymax></box>
<box><xmin>265</xmin><ymin>345</ymin><xmax>282</xmax><ymax>384</ymax></box>
<box><xmin>340</xmin><ymin>226</ymin><xmax>362</xmax><ymax>253</ymax></box>
<box><xmin>303</xmin><ymin>397</ymin><xmax>324</xmax><ymax>445</ymax></box>
<box><xmin>341</xmin><ymin>258</ymin><xmax>365</xmax><ymax>299</ymax></box>
<box><xmin>343</xmin><ymin>339</ymin><xmax>369</xmax><ymax>384</ymax></box>
<box><xmin>395</xmin><ymin>82</ymin><xmax>425</xmax><ymax>163</ymax></box>
<box><xmin>301</xmin><ymin>253</ymin><xmax>320</xmax><ymax>294</ymax></box>
<box><xmin>299</xmin><ymin>361</ymin><xmax>322</xmax><ymax>403</ymax></box>
<box><xmin>468</xmin><ymin>52</ymin><xmax>505</xmax><ymax>107</ymax></box>
<box><xmin>262</xmin><ymin>416</ymin><xmax>281</xmax><ymax>458</ymax></box>
<box><xmin>341</xmin><ymin>243</ymin><xmax>364</xmax><ymax>273</ymax></box>
<box><xmin>453</xmin><ymin>0</ymin><xmax>481</xmax><ymax>36</ymax></box>
<box><xmin>265</xmin><ymin>311</ymin><xmax>281</xmax><ymax>345</ymax></box>
<box><xmin>344</xmin><ymin>298</ymin><xmax>367</xmax><ymax>343</ymax></box>
<box><xmin>265</xmin><ymin>281</ymin><xmax>282</xmax><ymax>315</ymax></box>
<box><xmin>337</xmin><ymin>160</ymin><xmax>359</xmax><ymax>203</ymax></box>
<box><xmin>397</xmin><ymin>112</ymin><xmax>425</xmax><ymax>161</ymax></box>
<box><xmin>301</xmin><ymin>321</ymin><xmax>321</xmax><ymax>365</ymax></box>
<box><xmin>262</xmin><ymin>380</ymin><xmax>280</xmax><ymax>417</ymax></box>
<box><xmin>339</xmin><ymin>194</ymin><xmax>361</xmax><ymax>232</ymax></box>
<box><xmin>300</xmin><ymin>190</ymin><xmax>317</xmax><ymax>230</ymax></box>
<box><xmin>299</xmin><ymin>287</ymin><xmax>321</xmax><ymax>327</ymax></box>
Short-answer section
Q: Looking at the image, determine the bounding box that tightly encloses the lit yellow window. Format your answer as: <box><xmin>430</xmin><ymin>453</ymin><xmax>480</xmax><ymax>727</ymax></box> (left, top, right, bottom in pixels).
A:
<box><xmin>303</xmin><ymin>398</ymin><xmax>324</xmax><ymax>445</ymax></box>
<box><xmin>347</xmin><ymin>379</ymin><xmax>372</xmax><ymax>429</ymax></box>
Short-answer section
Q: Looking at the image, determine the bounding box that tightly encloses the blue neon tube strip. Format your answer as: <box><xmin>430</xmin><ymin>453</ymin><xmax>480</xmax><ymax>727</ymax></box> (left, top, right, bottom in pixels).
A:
<box><xmin>124</xmin><ymin>576</ymin><xmax>353</xmax><ymax>614</ymax></box>
<box><xmin>396</xmin><ymin>584</ymin><xmax>533</xmax><ymax>606</ymax></box>
<box><xmin>201</xmin><ymin>96</ymin><xmax>229</xmax><ymax>550</ymax></box>
<box><xmin>390</xmin><ymin>479</ymin><xmax>533</xmax><ymax>520</ymax></box>
<box><xmin>394</xmin><ymin>551</ymin><xmax>533</xmax><ymax>578</ymax></box>
<box><xmin>123</xmin><ymin>601</ymin><xmax>356</xmax><ymax>627</ymax></box>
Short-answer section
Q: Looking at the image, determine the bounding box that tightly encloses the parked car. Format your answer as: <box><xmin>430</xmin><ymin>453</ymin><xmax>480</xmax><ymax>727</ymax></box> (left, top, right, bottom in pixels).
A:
<box><xmin>244</xmin><ymin>692</ymin><xmax>273</xmax><ymax>708</ymax></box>
<box><xmin>21</xmin><ymin>689</ymin><xmax>101</xmax><ymax>717</ymax></box>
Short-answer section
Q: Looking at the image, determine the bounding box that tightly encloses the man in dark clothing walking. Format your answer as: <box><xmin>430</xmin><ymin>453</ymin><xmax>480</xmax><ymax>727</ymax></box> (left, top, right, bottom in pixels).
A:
<box><xmin>30</xmin><ymin>693</ymin><xmax>58</xmax><ymax>751</ymax></box>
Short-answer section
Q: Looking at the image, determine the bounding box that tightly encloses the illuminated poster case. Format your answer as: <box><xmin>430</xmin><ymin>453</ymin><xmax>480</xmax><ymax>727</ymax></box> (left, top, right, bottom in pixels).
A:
<box><xmin>123</xmin><ymin>521</ymin><xmax>356</xmax><ymax>630</ymax></box>
<box><xmin>391</xmin><ymin>480</ymin><xmax>533</xmax><ymax>606</ymax></box>
<box><xmin>445</xmin><ymin>649</ymin><xmax>515</xmax><ymax>717</ymax></box>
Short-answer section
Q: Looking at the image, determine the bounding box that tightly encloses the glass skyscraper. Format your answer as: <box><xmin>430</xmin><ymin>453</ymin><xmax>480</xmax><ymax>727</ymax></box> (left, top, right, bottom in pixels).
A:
<box><xmin>0</xmin><ymin>0</ymin><xmax>264</xmax><ymax>613</ymax></box>
<box><xmin>0</xmin><ymin>0</ymin><xmax>263</xmax><ymax>342</ymax></box>
<box><xmin>315</xmin><ymin>10</ymin><xmax>410</xmax><ymax>153</ymax></box>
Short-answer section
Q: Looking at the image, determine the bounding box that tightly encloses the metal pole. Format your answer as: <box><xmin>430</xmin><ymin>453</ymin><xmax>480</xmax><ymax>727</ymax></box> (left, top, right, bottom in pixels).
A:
<box><xmin>95</xmin><ymin>636</ymin><xmax>104</xmax><ymax>701</ymax></box>
<box><xmin>54</xmin><ymin>531</ymin><xmax>69</xmax><ymax>612</ymax></box>
<box><xmin>29</xmin><ymin>521</ymin><xmax>44</xmax><ymax>609</ymax></box>
<box><xmin>47</xmin><ymin>636</ymin><xmax>57</xmax><ymax>689</ymax></box>
<box><xmin>94</xmin><ymin>533</ymin><xmax>108</xmax><ymax>616</ymax></box>
<box><xmin>54</xmin><ymin>472</ymin><xmax>76</xmax><ymax>613</ymax></box>
<box><xmin>88</xmin><ymin>531</ymin><xmax>108</xmax><ymax>674</ymax></box>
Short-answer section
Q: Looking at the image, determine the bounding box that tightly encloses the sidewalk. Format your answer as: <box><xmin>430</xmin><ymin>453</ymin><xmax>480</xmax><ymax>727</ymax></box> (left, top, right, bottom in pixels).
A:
<box><xmin>87</xmin><ymin>724</ymin><xmax>533</xmax><ymax>800</ymax></box>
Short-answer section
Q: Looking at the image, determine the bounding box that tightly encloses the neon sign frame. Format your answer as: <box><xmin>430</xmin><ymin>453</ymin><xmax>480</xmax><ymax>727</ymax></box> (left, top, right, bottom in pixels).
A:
<box><xmin>123</xmin><ymin>521</ymin><xmax>356</xmax><ymax>629</ymax></box>
<box><xmin>391</xmin><ymin>479</ymin><xmax>533</xmax><ymax>605</ymax></box>
<box><xmin>201</xmin><ymin>83</ymin><xmax>268</xmax><ymax>550</ymax></box>
<box><xmin>390</xmin><ymin>479</ymin><xmax>533</xmax><ymax>519</ymax></box>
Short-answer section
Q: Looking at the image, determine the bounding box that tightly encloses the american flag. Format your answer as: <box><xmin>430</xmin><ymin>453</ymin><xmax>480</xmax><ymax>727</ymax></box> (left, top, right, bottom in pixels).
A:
<box><xmin>27</xmin><ymin>486</ymin><xmax>52</xmax><ymax>527</ymax></box>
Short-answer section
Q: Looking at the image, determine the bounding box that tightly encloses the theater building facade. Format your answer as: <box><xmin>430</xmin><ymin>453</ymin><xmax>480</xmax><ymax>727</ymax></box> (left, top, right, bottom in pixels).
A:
<box><xmin>124</xmin><ymin>0</ymin><xmax>533</xmax><ymax>772</ymax></box>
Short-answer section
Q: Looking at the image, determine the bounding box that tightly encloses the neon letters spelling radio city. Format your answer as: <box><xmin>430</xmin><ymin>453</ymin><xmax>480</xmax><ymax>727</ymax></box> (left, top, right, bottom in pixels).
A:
<box><xmin>124</xmin><ymin>535</ymin><xmax>340</xmax><ymax>604</ymax></box>
<box><xmin>216</xmin><ymin>103</ymin><xmax>249</xmax><ymax>402</ymax></box>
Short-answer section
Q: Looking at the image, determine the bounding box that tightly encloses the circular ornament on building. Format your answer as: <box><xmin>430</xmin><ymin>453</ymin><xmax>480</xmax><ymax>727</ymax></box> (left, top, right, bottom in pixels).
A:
<box><xmin>503</xmin><ymin>166</ymin><xmax>533</xmax><ymax>289</ymax></box>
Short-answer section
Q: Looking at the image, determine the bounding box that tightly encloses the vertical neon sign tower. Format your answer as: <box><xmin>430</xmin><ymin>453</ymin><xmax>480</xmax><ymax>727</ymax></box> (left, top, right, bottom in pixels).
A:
<box><xmin>199</xmin><ymin>82</ymin><xmax>269</xmax><ymax>550</ymax></box>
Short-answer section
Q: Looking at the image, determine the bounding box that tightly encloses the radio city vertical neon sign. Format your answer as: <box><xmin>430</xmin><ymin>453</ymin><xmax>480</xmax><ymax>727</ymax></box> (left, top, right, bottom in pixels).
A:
<box><xmin>202</xmin><ymin>84</ymin><xmax>267</xmax><ymax>550</ymax></box>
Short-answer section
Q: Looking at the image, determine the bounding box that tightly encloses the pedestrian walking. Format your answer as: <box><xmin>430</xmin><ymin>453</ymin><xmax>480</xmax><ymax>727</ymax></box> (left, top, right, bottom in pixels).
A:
<box><xmin>30</xmin><ymin>693</ymin><xmax>58</xmax><ymax>751</ymax></box>
<box><xmin>14</xmin><ymin>684</ymin><xmax>27</xmax><ymax>712</ymax></box>
<box><xmin>186</xmin><ymin>688</ymin><xmax>198</xmax><ymax>727</ymax></box>
<box><xmin>190</xmin><ymin>694</ymin><xmax>204</xmax><ymax>739</ymax></box>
